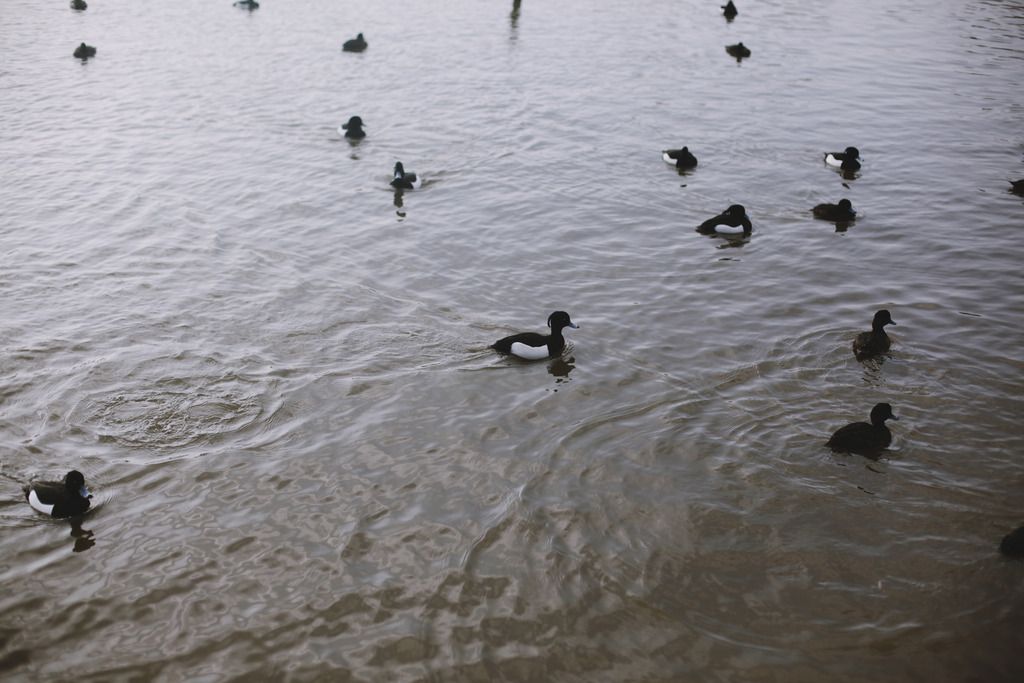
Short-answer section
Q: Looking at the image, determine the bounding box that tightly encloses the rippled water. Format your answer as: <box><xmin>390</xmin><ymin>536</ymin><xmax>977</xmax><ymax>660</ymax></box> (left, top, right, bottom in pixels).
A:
<box><xmin>2</xmin><ymin>0</ymin><xmax>1024</xmax><ymax>680</ymax></box>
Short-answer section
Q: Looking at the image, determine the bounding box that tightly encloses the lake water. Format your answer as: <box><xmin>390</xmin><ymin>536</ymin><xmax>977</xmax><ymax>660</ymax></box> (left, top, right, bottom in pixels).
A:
<box><xmin>2</xmin><ymin>0</ymin><xmax>1023</xmax><ymax>680</ymax></box>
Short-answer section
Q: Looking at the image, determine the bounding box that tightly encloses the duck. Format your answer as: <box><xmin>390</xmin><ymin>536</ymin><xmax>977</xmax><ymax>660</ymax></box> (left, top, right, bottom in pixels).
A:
<box><xmin>390</xmin><ymin>162</ymin><xmax>421</xmax><ymax>190</ymax></box>
<box><xmin>812</xmin><ymin>198</ymin><xmax>856</xmax><ymax>222</ymax></box>
<box><xmin>339</xmin><ymin>115</ymin><xmax>366</xmax><ymax>139</ymax></box>
<box><xmin>73</xmin><ymin>43</ymin><xmax>96</xmax><ymax>59</ymax></box>
<box><xmin>70</xmin><ymin>0</ymin><xmax>87</xmax><ymax>10</ymax></box>
<box><xmin>824</xmin><ymin>146</ymin><xmax>861</xmax><ymax>172</ymax></box>
<box><xmin>26</xmin><ymin>470</ymin><xmax>92</xmax><ymax>518</ymax></box>
<box><xmin>722</xmin><ymin>1</ymin><xmax>738</xmax><ymax>19</ymax></box>
<box><xmin>825</xmin><ymin>403</ymin><xmax>899</xmax><ymax>455</ymax></box>
<box><xmin>343</xmin><ymin>33</ymin><xmax>368</xmax><ymax>52</ymax></box>
<box><xmin>726</xmin><ymin>42</ymin><xmax>751</xmax><ymax>60</ymax></box>
<box><xmin>697</xmin><ymin>204</ymin><xmax>752</xmax><ymax>235</ymax></box>
<box><xmin>491</xmin><ymin>311</ymin><xmax>578</xmax><ymax>360</ymax></box>
<box><xmin>1010</xmin><ymin>179</ymin><xmax>1024</xmax><ymax>196</ymax></box>
<box><xmin>233</xmin><ymin>0</ymin><xmax>259</xmax><ymax>8</ymax></box>
<box><xmin>1000</xmin><ymin>526</ymin><xmax>1024</xmax><ymax>558</ymax></box>
<box><xmin>852</xmin><ymin>309</ymin><xmax>895</xmax><ymax>361</ymax></box>
<box><xmin>662</xmin><ymin>146</ymin><xmax>698</xmax><ymax>170</ymax></box>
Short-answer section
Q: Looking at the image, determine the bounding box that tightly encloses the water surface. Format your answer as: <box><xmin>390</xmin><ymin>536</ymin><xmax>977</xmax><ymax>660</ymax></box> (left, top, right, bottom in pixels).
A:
<box><xmin>2</xmin><ymin>0</ymin><xmax>1024</xmax><ymax>680</ymax></box>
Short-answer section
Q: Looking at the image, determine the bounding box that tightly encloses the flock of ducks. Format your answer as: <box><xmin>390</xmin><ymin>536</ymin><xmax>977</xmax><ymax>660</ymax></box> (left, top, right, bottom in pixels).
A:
<box><xmin>42</xmin><ymin>2</ymin><xmax>1024</xmax><ymax>559</ymax></box>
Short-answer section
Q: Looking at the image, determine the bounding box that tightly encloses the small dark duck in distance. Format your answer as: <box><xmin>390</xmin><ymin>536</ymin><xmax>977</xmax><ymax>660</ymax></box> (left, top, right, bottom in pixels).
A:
<box><xmin>343</xmin><ymin>33</ymin><xmax>368</xmax><ymax>52</ymax></box>
<box><xmin>812</xmin><ymin>198</ymin><xmax>856</xmax><ymax>223</ymax></box>
<box><xmin>852</xmin><ymin>309</ymin><xmax>895</xmax><ymax>361</ymax></box>
<box><xmin>492</xmin><ymin>311</ymin><xmax>578</xmax><ymax>360</ymax></box>
<box><xmin>341</xmin><ymin>116</ymin><xmax>366</xmax><ymax>139</ymax></box>
<box><xmin>826</xmin><ymin>403</ymin><xmax>899</xmax><ymax>456</ymax></box>
<box><xmin>73</xmin><ymin>43</ymin><xmax>96</xmax><ymax>59</ymax></box>
<box><xmin>726</xmin><ymin>42</ymin><xmax>751</xmax><ymax>60</ymax></box>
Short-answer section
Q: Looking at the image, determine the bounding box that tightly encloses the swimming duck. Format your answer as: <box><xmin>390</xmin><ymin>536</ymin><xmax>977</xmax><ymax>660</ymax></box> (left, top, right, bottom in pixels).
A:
<box><xmin>73</xmin><ymin>43</ymin><xmax>96</xmax><ymax>59</ymax></box>
<box><xmin>1000</xmin><ymin>526</ymin><xmax>1024</xmax><ymax>558</ymax></box>
<box><xmin>492</xmin><ymin>311</ymin><xmax>578</xmax><ymax>360</ymax></box>
<box><xmin>722</xmin><ymin>1</ymin><xmax>738</xmax><ymax>19</ymax></box>
<box><xmin>343</xmin><ymin>33</ymin><xmax>368</xmax><ymax>52</ymax></box>
<box><xmin>697</xmin><ymin>204</ymin><xmax>752</xmax><ymax>235</ymax></box>
<box><xmin>662</xmin><ymin>146</ymin><xmax>698</xmax><ymax>170</ymax></box>
<box><xmin>390</xmin><ymin>162</ymin><xmax>421</xmax><ymax>190</ymax></box>
<box><xmin>26</xmin><ymin>470</ymin><xmax>92</xmax><ymax>518</ymax></box>
<box><xmin>70</xmin><ymin>0</ymin><xmax>87</xmax><ymax>10</ymax></box>
<box><xmin>852</xmin><ymin>309</ymin><xmax>895</xmax><ymax>361</ymax></box>
<box><xmin>812</xmin><ymin>198</ymin><xmax>856</xmax><ymax>222</ymax></box>
<box><xmin>233</xmin><ymin>0</ymin><xmax>259</xmax><ymax>8</ymax></box>
<box><xmin>726</xmin><ymin>42</ymin><xmax>750</xmax><ymax>60</ymax></box>
<box><xmin>1010</xmin><ymin>179</ymin><xmax>1024</xmax><ymax>196</ymax></box>
<box><xmin>826</xmin><ymin>403</ymin><xmax>898</xmax><ymax>455</ymax></box>
<box><xmin>339</xmin><ymin>115</ymin><xmax>366</xmax><ymax>139</ymax></box>
<box><xmin>824</xmin><ymin>147</ymin><xmax>861</xmax><ymax>172</ymax></box>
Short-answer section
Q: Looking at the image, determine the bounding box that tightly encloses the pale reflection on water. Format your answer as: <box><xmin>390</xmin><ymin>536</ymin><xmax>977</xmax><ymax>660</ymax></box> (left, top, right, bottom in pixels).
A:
<box><xmin>2</xmin><ymin>0</ymin><xmax>1024</xmax><ymax>680</ymax></box>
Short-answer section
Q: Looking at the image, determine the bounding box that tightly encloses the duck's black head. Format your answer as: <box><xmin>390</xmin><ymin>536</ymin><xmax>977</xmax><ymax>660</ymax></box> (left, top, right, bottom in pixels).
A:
<box><xmin>845</xmin><ymin>146</ymin><xmax>860</xmax><ymax>159</ymax></box>
<box><xmin>838</xmin><ymin>198</ymin><xmax>853</xmax><ymax>211</ymax></box>
<box><xmin>393</xmin><ymin>162</ymin><xmax>405</xmax><ymax>176</ymax></box>
<box><xmin>547</xmin><ymin>311</ymin><xmax>578</xmax><ymax>332</ymax></box>
<box><xmin>727</xmin><ymin>204</ymin><xmax>746</xmax><ymax>218</ymax></box>
<box><xmin>869</xmin><ymin>402</ymin><xmax>897</xmax><ymax>426</ymax></box>
<box><xmin>872</xmin><ymin>309</ymin><xmax>895</xmax><ymax>330</ymax></box>
<box><xmin>65</xmin><ymin>470</ymin><xmax>91</xmax><ymax>499</ymax></box>
<box><xmin>357</xmin><ymin>33</ymin><xmax>364</xmax><ymax>40</ymax></box>
<box><xmin>345</xmin><ymin>116</ymin><xmax>364</xmax><ymax>129</ymax></box>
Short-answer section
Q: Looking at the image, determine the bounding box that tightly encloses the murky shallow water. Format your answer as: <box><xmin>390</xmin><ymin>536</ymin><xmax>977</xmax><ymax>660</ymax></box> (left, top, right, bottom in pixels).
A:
<box><xmin>2</xmin><ymin>0</ymin><xmax>1023</xmax><ymax>680</ymax></box>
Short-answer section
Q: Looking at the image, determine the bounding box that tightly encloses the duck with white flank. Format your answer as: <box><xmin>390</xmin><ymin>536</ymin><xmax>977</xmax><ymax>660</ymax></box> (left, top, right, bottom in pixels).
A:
<box><xmin>26</xmin><ymin>470</ymin><xmax>93</xmax><ymax>518</ymax></box>
<box><xmin>343</xmin><ymin>33</ymin><xmax>367</xmax><ymax>52</ymax></box>
<box><xmin>826</xmin><ymin>403</ymin><xmax>899</xmax><ymax>456</ymax></box>
<box><xmin>824</xmin><ymin>146</ymin><xmax>861</xmax><ymax>172</ymax></box>
<box><xmin>852</xmin><ymin>309</ymin><xmax>895</xmax><ymax>361</ymax></box>
<box><xmin>662</xmin><ymin>146</ymin><xmax>698</xmax><ymax>170</ymax></box>
<box><xmin>697</xmin><ymin>204</ymin><xmax>752</xmax><ymax>235</ymax></box>
<box><xmin>492</xmin><ymin>311</ymin><xmax>578</xmax><ymax>360</ymax></box>
<box><xmin>390</xmin><ymin>162</ymin><xmax>421</xmax><ymax>190</ymax></box>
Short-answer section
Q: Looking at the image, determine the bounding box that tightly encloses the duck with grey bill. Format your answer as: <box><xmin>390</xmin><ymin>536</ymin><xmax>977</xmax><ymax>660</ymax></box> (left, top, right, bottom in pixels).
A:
<box><xmin>390</xmin><ymin>162</ymin><xmax>421</xmax><ymax>190</ymax></box>
<box><xmin>824</xmin><ymin>146</ymin><xmax>861</xmax><ymax>172</ymax></box>
<box><xmin>26</xmin><ymin>470</ymin><xmax>92</xmax><ymax>518</ymax></box>
<box><xmin>852</xmin><ymin>309</ymin><xmax>895</xmax><ymax>361</ymax></box>
<box><xmin>340</xmin><ymin>116</ymin><xmax>366</xmax><ymax>139</ymax></box>
<box><xmin>826</xmin><ymin>403</ymin><xmax>899</xmax><ymax>456</ymax></box>
<box><xmin>697</xmin><ymin>204</ymin><xmax>752</xmax><ymax>235</ymax></box>
<box><xmin>492</xmin><ymin>311</ymin><xmax>578</xmax><ymax>360</ymax></box>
